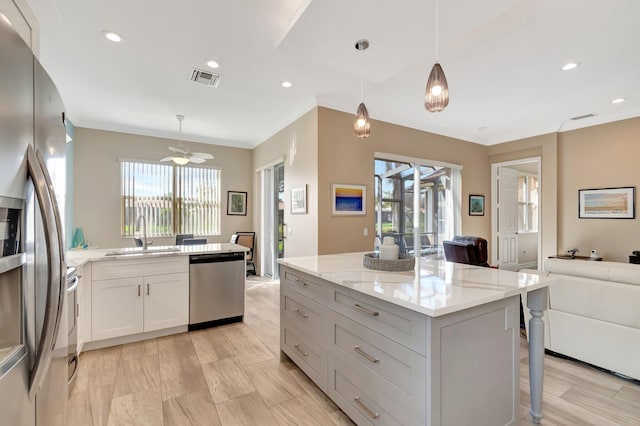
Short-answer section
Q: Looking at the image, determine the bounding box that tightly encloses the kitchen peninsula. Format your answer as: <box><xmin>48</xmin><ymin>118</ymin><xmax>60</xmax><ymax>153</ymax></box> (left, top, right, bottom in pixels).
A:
<box><xmin>67</xmin><ymin>243</ymin><xmax>248</xmax><ymax>352</ymax></box>
<box><xmin>279</xmin><ymin>252</ymin><xmax>550</xmax><ymax>426</ymax></box>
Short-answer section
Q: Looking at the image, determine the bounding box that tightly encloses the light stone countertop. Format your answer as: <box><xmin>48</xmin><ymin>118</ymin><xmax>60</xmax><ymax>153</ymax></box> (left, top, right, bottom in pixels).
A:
<box><xmin>67</xmin><ymin>243</ymin><xmax>248</xmax><ymax>267</ymax></box>
<box><xmin>278</xmin><ymin>252</ymin><xmax>551</xmax><ymax>317</ymax></box>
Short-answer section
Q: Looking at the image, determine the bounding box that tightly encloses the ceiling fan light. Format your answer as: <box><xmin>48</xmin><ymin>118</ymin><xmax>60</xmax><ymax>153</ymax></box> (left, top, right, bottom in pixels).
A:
<box><xmin>425</xmin><ymin>63</ymin><xmax>449</xmax><ymax>113</ymax></box>
<box><xmin>172</xmin><ymin>156</ymin><xmax>190</xmax><ymax>165</ymax></box>
<box><xmin>354</xmin><ymin>102</ymin><xmax>370</xmax><ymax>139</ymax></box>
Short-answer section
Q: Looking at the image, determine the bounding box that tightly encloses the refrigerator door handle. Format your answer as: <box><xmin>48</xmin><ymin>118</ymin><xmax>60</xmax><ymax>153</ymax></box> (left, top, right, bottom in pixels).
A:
<box><xmin>26</xmin><ymin>145</ymin><xmax>64</xmax><ymax>399</ymax></box>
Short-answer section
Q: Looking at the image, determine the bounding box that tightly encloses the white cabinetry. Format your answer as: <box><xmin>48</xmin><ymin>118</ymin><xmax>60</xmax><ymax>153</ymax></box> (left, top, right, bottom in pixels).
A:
<box><xmin>92</xmin><ymin>256</ymin><xmax>188</xmax><ymax>342</ymax></box>
<box><xmin>76</xmin><ymin>262</ymin><xmax>92</xmax><ymax>352</ymax></box>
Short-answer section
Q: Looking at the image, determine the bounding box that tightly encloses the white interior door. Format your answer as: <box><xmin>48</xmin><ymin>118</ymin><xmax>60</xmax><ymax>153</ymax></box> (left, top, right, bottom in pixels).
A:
<box><xmin>498</xmin><ymin>167</ymin><xmax>518</xmax><ymax>269</ymax></box>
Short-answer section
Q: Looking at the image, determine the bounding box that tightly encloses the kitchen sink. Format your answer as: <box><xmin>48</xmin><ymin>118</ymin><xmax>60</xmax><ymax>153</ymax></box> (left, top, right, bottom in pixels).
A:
<box><xmin>104</xmin><ymin>246</ymin><xmax>181</xmax><ymax>256</ymax></box>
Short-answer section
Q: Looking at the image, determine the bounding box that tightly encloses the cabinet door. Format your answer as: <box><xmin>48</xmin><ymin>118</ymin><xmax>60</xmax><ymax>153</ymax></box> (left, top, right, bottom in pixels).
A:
<box><xmin>143</xmin><ymin>273</ymin><xmax>189</xmax><ymax>332</ymax></box>
<box><xmin>92</xmin><ymin>277</ymin><xmax>143</xmax><ymax>340</ymax></box>
<box><xmin>77</xmin><ymin>263</ymin><xmax>92</xmax><ymax>351</ymax></box>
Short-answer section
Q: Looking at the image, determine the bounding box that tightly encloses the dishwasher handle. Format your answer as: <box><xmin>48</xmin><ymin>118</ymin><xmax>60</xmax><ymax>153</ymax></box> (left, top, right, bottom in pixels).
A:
<box><xmin>190</xmin><ymin>252</ymin><xmax>245</xmax><ymax>264</ymax></box>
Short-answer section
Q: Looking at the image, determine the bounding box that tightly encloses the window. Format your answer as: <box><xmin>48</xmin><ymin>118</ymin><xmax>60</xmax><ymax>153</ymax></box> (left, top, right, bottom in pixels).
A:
<box><xmin>517</xmin><ymin>175</ymin><xmax>538</xmax><ymax>232</ymax></box>
<box><xmin>121</xmin><ymin>160</ymin><xmax>221</xmax><ymax>237</ymax></box>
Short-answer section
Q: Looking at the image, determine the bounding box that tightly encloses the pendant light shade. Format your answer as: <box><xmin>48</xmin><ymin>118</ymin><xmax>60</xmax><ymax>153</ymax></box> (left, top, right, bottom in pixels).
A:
<box><xmin>354</xmin><ymin>39</ymin><xmax>371</xmax><ymax>139</ymax></box>
<box><xmin>354</xmin><ymin>102</ymin><xmax>370</xmax><ymax>139</ymax></box>
<box><xmin>424</xmin><ymin>0</ymin><xmax>449</xmax><ymax>113</ymax></box>
<box><xmin>424</xmin><ymin>62</ymin><xmax>449</xmax><ymax>112</ymax></box>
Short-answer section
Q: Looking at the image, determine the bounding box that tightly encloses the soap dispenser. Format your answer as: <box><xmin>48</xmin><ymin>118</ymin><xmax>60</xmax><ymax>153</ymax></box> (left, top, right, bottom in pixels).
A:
<box><xmin>379</xmin><ymin>236</ymin><xmax>400</xmax><ymax>260</ymax></box>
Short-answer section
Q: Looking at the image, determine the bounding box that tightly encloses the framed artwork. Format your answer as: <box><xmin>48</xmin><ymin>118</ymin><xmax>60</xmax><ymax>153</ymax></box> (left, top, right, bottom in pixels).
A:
<box><xmin>579</xmin><ymin>187</ymin><xmax>635</xmax><ymax>219</ymax></box>
<box><xmin>332</xmin><ymin>184</ymin><xmax>366</xmax><ymax>215</ymax></box>
<box><xmin>469</xmin><ymin>194</ymin><xmax>485</xmax><ymax>216</ymax></box>
<box><xmin>227</xmin><ymin>191</ymin><xmax>247</xmax><ymax>215</ymax></box>
<box><xmin>291</xmin><ymin>184</ymin><xmax>307</xmax><ymax>214</ymax></box>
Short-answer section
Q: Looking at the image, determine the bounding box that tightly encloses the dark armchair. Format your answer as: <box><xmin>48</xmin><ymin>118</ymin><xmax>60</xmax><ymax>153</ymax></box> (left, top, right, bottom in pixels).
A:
<box><xmin>442</xmin><ymin>235</ymin><xmax>489</xmax><ymax>267</ymax></box>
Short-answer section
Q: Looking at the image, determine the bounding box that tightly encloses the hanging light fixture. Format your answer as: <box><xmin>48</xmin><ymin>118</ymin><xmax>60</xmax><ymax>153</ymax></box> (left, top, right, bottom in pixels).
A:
<box><xmin>354</xmin><ymin>39</ymin><xmax>371</xmax><ymax>139</ymax></box>
<box><xmin>160</xmin><ymin>115</ymin><xmax>214</xmax><ymax>165</ymax></box>
<box><xmin>425</xmin><ymin>0</ymin><xmax>449</xmax><ymax>112</ymax></box>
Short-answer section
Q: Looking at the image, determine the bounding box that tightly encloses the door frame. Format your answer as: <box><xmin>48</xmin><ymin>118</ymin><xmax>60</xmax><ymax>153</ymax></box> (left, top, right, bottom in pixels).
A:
<box><xmin>491</xmin><ymin>157</ymin><xmax>542</xmax><ymax>270</ymax></box>
<box><xmin>257</xmin><ymin>157</ymin><xmax>285</xmax><ymax>279</ymax></box>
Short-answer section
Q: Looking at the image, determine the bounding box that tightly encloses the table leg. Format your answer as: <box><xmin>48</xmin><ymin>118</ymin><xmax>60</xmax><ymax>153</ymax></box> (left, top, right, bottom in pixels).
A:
<box><xmin>527</xmin><ymin>287</ymin><xmax>548</xmax><ymax>424</ymax></box>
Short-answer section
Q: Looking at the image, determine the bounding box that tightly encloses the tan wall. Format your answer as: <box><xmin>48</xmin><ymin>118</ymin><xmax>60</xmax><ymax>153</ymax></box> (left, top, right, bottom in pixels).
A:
<box><xmin>317</xmin><ymin>107</ymin><xmax>491</xmax><ymax>255</ymax></box>
<box><xmin>73</xmin><ymin>128</ymin><xmax>252</xmax><ymax>249</ymax></box>
<box><xmin>557</xmin><ymin>117</ymin><xmax>640</xmax><ymax>262</ymax></box>
<box><xmin>488</xmin><ymin>133</ymin><xmax>558</xmax><ymax>263</ymax></box>
<box><xmin>252</xmin><ymin>108</ymin><xmax>319</xmax><ymax>270</ymax></box>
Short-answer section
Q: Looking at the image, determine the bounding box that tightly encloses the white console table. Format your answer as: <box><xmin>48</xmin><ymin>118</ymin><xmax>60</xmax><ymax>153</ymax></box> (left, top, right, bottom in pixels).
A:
<box><xmin>279</xmin><ymin>253</ymin><xmax>550</xmax><ymax>425</ymax></box>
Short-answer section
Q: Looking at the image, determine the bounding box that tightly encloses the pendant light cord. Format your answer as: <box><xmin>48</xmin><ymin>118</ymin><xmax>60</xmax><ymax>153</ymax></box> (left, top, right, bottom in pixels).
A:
<box><xmin>360</xmin><ymin>44</ymin><xmax>364</xmax><ymax>103</ymax></box>
<box><xmin>435</xmin><ymin>0</ymin><xmax>439</xmax><ymax>62</ymax></box>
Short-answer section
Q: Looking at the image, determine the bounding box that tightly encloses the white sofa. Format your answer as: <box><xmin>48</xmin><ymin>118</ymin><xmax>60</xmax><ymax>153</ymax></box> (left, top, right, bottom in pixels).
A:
<box><xmin>523</xmin><ymin>258</ymin><xmax>640</xmax><ymax>381</ymax></box>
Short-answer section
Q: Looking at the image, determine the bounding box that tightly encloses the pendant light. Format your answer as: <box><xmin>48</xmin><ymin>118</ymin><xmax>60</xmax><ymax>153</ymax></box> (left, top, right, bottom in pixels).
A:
<box><xmin>354</xmin><ymin>39</ymin><xmax>371</xmax><ymax>139</ymax></box>
<box><xmin>424</xmin><ymin>0</ymin><xmax>449</xmax><ymax>112</ymax></box>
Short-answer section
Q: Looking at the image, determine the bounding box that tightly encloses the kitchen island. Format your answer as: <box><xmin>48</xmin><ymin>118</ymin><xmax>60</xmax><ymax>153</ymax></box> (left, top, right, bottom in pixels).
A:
<box><xmin>279</xmin><ymin>252</ymin><xmax>550</xmax><ymax>426</ymax></box>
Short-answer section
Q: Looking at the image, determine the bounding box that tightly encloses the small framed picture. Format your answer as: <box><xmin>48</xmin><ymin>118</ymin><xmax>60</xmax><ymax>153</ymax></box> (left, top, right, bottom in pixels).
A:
<box><xmin>469</xmin><ymin>194</ymin><xmax>485</xmax><ymax>216</ymax></box>
<box><xmin>227</xmin><ymin>191</ymin><xmax>247</xmax><ymax>215</ymax></box>
<box><xmin>291</xmin><ymin>185</ymin><xmax>307</xmax><ymax>214</ymax></box>
<box><xmin>579</xmin><ymin>187</ymin><xmax>635</xmax><ymax>219</ymax></box>
<box><xmin>332</xmin><ymin>184</ymin><xmax>366</xmax><ymax>216</ymax></box>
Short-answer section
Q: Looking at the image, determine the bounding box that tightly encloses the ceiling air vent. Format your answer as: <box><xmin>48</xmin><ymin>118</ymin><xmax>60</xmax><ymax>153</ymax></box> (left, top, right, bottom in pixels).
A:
<box><xmin>570</xmin><ymin>113</ymin><xmax>596</xmax><ymax>121</ymax></box>
<box><xmin>191</xmin><ymin>68</ymin><xmax>221</xmax><ymax>88</ymax></box>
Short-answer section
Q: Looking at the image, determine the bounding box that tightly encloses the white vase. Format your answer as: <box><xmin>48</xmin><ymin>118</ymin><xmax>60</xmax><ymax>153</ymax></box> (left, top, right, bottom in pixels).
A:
<box><xmin>379</xmin><ymin>236</ymin><xmax>399</xmax><ymax>260</ymax></box>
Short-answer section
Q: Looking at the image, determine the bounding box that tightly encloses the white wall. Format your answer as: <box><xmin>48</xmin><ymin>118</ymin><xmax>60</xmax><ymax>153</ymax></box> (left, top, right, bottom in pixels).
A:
<box><xmin>518</xmin><ymin>232</ymin><xmax>538</xmax><ymax>264</ymax></box>
<box><xmin>73</xmin><ymin>127</ymin><xmax>252</xmax><ymax>249</ymax></box>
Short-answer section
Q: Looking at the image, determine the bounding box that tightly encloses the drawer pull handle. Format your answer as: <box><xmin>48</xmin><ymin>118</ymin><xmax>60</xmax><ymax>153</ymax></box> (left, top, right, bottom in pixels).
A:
<box><xmin>294</xmin><ymin>308</ymin><xmax>308</xmax><ymax>319</ymax></box>
<box><xmin>294</xmin><ymin>278</ymin><xmax>308</xmax><ymax>287</ymax></box>
<box><xmin>353</xmin><ymin>345</ymin><xmax>379</xmax><ymax>363</ymax></box>
<box><xmin>354</xmin><ymin>396</ymin><xmax>379</xmax><ymax>419</ymax></box>
<box><xmin>138</xmin><ymin>284</ymin><xmax>141</xmax><ymax>297</ymax></box>
<box><xmin>354</xmin><ymin>303</ymin><xmax>379</xmax><ymax>317</ymax></box>
<box><xmin>293</xmin><ymin>344</ymin><xmax>308</xmax><ymax>357</ymax></box>
<box><xmin>147</xmin><ymin>283</ymin><xmax>150</xmax><ymax>295</ymax></box>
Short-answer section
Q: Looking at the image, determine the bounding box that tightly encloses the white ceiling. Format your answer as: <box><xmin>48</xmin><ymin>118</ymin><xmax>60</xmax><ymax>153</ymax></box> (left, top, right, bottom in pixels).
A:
<box><xmin>26</xmin><ymin>0</ymin><xmax>640</xmax><ymax>149</ymax></box>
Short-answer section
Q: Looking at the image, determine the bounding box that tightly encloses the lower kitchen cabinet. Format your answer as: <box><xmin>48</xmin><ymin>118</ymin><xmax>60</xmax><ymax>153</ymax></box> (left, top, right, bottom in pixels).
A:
<box><xmin>92</xmin><ymin>277</ymin><xmax>144</xmax><ymax>340</ymax></box>
<box><xmin>143</xmin><ymin>273</ymin><xmax>189</xmax><ymax>332</ymax></box>
<box><xmin>76</xmin><ymin>262</ymin><xmax>92</xmax><ymax>352</ymax></box>
<box><xmin>91</xmin><ymin>257</ymin><xmax>189</xmax><ymax>342</ymax></box>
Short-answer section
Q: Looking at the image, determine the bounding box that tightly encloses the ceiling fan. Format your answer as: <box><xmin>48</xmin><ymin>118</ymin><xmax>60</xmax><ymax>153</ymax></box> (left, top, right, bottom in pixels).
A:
<box><xmin>161</xmin><ymin>115</ymin><xmax>214</xmax><ymax>165</ymax></box>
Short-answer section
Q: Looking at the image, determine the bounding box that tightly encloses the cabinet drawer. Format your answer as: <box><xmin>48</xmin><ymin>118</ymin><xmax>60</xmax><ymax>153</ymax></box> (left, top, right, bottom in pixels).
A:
<box><xmin>282</xmin><ymin>325</ymin><xmax>327</xmax><ymax>392</ymax></box>
<box><xmin>332</xmin><ymin>313</ymin><xmax>426</xmax><ymax>422</ymax></box>
<box><xmin>282</xmin><ymin>289</ymin><xmax>328</xmax><ymax>339</ymax></box>
<box><xmin>92</xmin><ymin>256</ymin><xmax>188</xmax><ymax>281</ymax></box>
<box><xmin>329</xmin><ymin>285</ymin><xmax>427</xmax><ymax>355</ymax></box>
<box><xmin>329</xmin><ymin>357</ymin><xmax>421</xmax><ymax>426</ymax></box>
<box><xmin>281</xmin><ymin>267</ymin><xmax>327</xmax><ymax>302</ymax></box>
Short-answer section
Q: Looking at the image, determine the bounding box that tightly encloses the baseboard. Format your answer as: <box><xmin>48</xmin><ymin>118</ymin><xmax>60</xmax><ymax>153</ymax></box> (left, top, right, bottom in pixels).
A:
<box><xmin>82</xmin><ymin>325</ymin><xmax>188</xmax><ymax>352</ymax></box>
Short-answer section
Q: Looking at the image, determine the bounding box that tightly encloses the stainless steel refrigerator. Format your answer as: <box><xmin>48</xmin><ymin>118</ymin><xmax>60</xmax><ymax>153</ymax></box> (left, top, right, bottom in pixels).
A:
<box><xmin>0</xmin><ymin>14</ymin><xmax>69</xmax><ymax>426</ymax></box>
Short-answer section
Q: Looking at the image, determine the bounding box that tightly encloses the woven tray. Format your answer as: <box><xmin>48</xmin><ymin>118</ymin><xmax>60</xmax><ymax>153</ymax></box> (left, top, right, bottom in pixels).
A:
<box><xmin>363</xmin><ymin>253</ymin><xmax>415</xmax><ymax>272</ymax></box>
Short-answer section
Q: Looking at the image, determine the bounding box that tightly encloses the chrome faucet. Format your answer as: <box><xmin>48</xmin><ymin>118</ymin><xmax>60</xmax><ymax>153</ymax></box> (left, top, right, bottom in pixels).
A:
<box><xmin>136</xmin><ymin>215</ymin><xmax>148</xmax><ymax>250</ymax></box>
<box><xmin>567</xmin><ymin>248</ymin><xmax>579</xmax><ymax>258</ymax></box>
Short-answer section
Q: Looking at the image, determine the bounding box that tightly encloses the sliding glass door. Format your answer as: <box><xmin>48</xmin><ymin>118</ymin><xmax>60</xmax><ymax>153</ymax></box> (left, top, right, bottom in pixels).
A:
<box><xmin>374</xmin><ymin>156</ymin><xmax>461</xmax><ymax>257</ymax></box>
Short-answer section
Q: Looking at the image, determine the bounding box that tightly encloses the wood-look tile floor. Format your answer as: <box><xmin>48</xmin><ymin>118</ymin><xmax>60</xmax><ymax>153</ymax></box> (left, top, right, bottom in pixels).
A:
<box><xmin>69</xmin><ymin>277</ymin><xmax>640</xmax><ymax>425</ymax></box>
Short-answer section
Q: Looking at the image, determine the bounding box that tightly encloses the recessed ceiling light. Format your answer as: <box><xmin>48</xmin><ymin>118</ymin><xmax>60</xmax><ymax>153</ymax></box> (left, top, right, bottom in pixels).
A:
<box><xmin>206</xmin><ymin>60</ymin><xmax>219</xmax><ymax>69</ymax></box>
<box><xmin>562</xmin><ymin>62</ymin><xmax>580</xmax><ymax>71</ymax></box>
<box><xmin>103</xmin><ymin>31</ymin><xmax>123</xmax><ymax>43</ymax></box>
<box><xmin>281</xmin><ymin>81</ymin><xmax>293</xmax><ymax>88</ymax></box>
<box><xmin>611</xmin><ymin>98</ymin><xmax>626</xmax><ymax>104</ymax></box>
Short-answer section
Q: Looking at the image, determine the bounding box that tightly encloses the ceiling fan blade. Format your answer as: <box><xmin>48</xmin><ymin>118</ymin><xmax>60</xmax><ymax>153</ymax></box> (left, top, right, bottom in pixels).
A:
<box><xmin>188</xmin><ymin>156</ymin><xmax>205</xmax><ymax>164</ymax></box>
<box><xmin>160</xmin><ymin>156</ymin><xmax>174</xmax><ymax>162</ymax></box>
<box><xmin>168</xmin><ymin>146</ymin><xmax>188</xmax><ymax>154</ymax></box>
<box><xmin>190</xmin><ymin>152</ymin><xmax>214</xmax><ymax>159</ymax></box>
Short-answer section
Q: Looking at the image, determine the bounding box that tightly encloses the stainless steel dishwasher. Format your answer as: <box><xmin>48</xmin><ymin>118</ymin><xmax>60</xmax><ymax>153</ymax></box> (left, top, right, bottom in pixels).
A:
<box><xmin>189</xmin><ymin>252</ymin><xmax>245</xmax><ymax>330</ymax></box>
